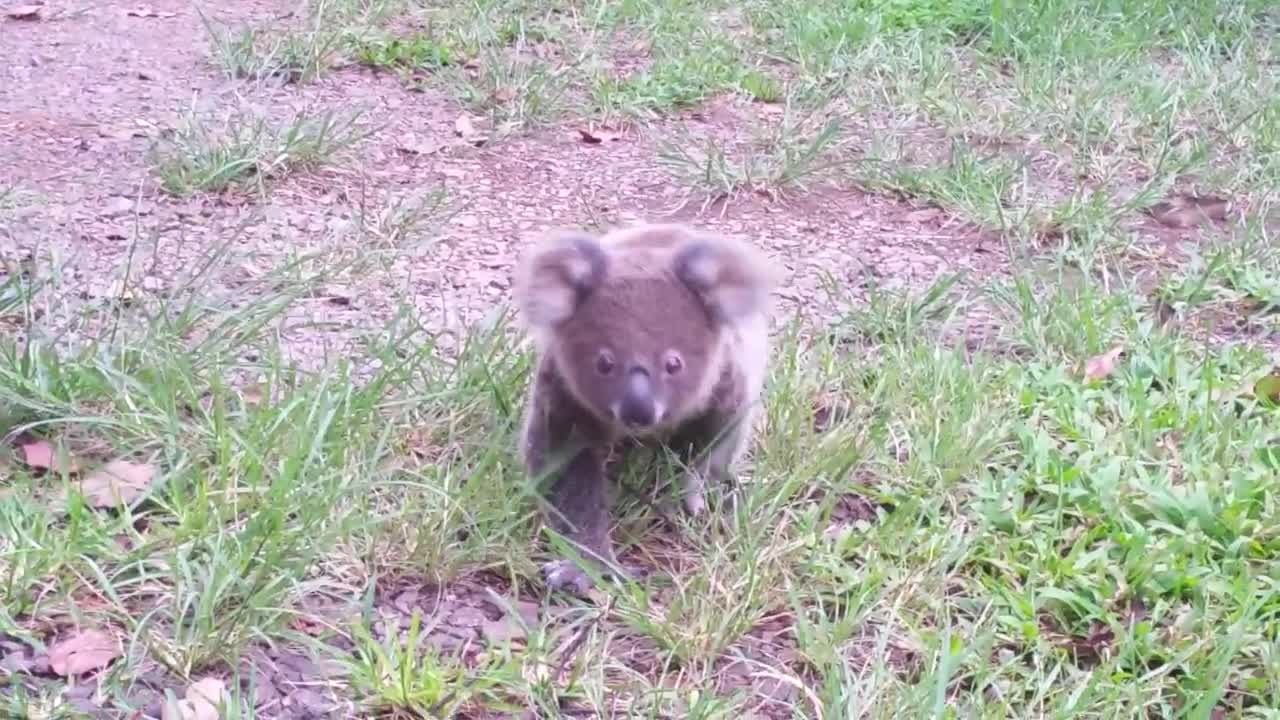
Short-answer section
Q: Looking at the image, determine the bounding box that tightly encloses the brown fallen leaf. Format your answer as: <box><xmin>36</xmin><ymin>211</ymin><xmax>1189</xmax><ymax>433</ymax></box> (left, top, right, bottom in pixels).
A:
<box><xmin>240</xmin><ymin>383</ymin><xmax>267</xmax><ymax>407</ymax></box>
<box><xmin>453</xmin><ymin>115</ymin><xmax>486</xmax><ymax>145</ymax></box>
<box><xmin>97</xmin><ymin>125</ymin><xmax>147</xmax><ymax>141</ymax></box>
<box><xmin>1146</xmin><ymin>193</ymin><xmax>1231</xmax><ymax>229</ymax></box>
<box><xmin>1065</xmin><ymin>621</ymin><xmax>1115</xmax><ymax>665</ymax></box>
<box><xmin>1254</xmin><ymin>372</ymin><xmax>1280</xmax><ymax>405</ymax></box>
<box><xmin>126</xmin><ymin>6</ymin><xmax>176</xmax><ymax>18</ymax></box>
<box><xmin>481</xmin><ymin>616</ymin><xmax>526</xmax><ymax>644</ymax></box>
<box><xmin>18</xmin><ymin>439</ymin><xmax>80</xmax><ymax>474</ymax></box>
<box><xmin>904</xmin><ymin>206</ymin><xmax>945</xmax><ymax>224</ymax></box>
<box><xmin>162</xmin><ymin>677</ymin><xmax>229</xmax><ymax>720</ymax></box>
<box><xmin>576</xmin><ymin>127</ymin><xmax>622</xmax><ymax>144</ymax></box>
<box><xmin>5</xmin><ymin>3</ymin><xmax>42</xmax><ymax>20</ymax></box>
<box><xmin>458</xmin><ymin>114</ymin><xmax>481</xmax><ymax>137</ymax></box>
<box><xmin>1083</xmin><ymin>345</ymin><xmax>1125</xmax><ymax>383</ymax></box>
<box><xmin>1152</xmin><ymin>297</ymin><xmax>1177</xmax><ymax>327</ymax></box>
<box><xmin>77</xmin><ymin>460</ymin><xmax>157</xmax><ymax>508</ymax></box>
<box><xmin>1124</xmin><ymin>597</ymin><xmax>1149</xmax><ymax>626</ymax></box>
<box><xmin>95</xmin><ymin>278</ymin><xmax>140</xmax><ymax>304</ymax></box>
<box><xmin>18</xmin><ymin>439</ymin><xmax>55</xmax><ymax>470</ymax></box>
<box><xmin>394</xmin><ymin>135</ymin><xmax>440</xmax><ymax>156</ymax></box>
<box><xmin>48</xmin><ymin>629</ymin><xmax>121</xmax><ymax>677</ymax></box>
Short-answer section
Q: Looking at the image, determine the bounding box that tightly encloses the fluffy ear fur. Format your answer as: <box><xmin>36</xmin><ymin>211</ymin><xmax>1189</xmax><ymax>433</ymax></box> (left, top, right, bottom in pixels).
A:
<box><xmin>672</xmin><ymin>233</ymin><xmax>775</xmax><ymax>323</ymax></box>
<box><xmin>513</xmin><ymin>230</ymin><xmax>608</xmax><ymax>328</ymax></box>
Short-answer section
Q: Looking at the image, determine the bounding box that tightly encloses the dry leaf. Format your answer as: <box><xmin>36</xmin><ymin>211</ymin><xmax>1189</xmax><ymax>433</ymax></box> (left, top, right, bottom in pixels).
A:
<box><xmin>97</xmin><ymin>125</ymin><xmax>146</xmax><ymax>140</ymax></box>
<box><xmin>187</xmin><ymin>677</ymin><xmax>228</xmax><ymax>718</ymax></box>
<box><xmin>288</xmin><ymin>616</ymin><xmax>328</xmax><ymax>636</ymax></box>
<box><xmin>454</xmin><ymin>115</ymin><xmax>477</xmax><ymax>137</ymax></box>
<box><xmin>1254</xmin><ymin>373</ymin><xmax>1280</xmax><ymax>405</ymax></box>
<box><xmin>78</xmin><ymin>460</ymin><xmax>157</xmax><ymax>508</ymax></box>
<box><xmin>1083</xmin><ymin>345</ymin><xmax>1125</xmax><ymax>383</ymax></box>
<box><xmin>480</xmin><ymin>616</ymin><xmax>526</xmax><ymax>644</ymax></box>
<box><xmin>162</xmin><ymin>677</ymin><xmax>229</xmax><ymax>720</ymax></box>
<box><xmin>1147</xmin><ymin>193</ymin><xmax>1231</xmax><ymax>229</ymax></box>
<box><xmin>576</xmin><ymin>127</ymin><xmax>622</xmax><ymax>144</ymax></box>
<box><xmin>395</xmin><ymin>136</ymin><xmax>439</xmax><ymax>156</ymax></box>
<box><xmin>241</xmin><ymin>384</ymin><xmax>266</xmax><ymax>407</ymax></box>
<box><xmin>18</xmin><ymin>440</ymin><xmax>55</xmax><ymax>470</ymax></box>
<box><xmin>453</xmin><ymin>115</ymin><xmax>487</xmax><ymax>146</ymax></box>
<box><xmin>1152</xmin><ymin>297</ymin><xmax>1177</xmax><ymax>327</ymax></box>
<box><xmin>48</xmin><ymin>629</ymin><xmax>121</xmax><ymax>676</ymax></box>
<box><xmin>904</xmin><ymin>207</ymin><xmax>945</xmax><ymax>224</ymax></box>
<box><xmin>101</xmin><ymin>278</ymin><xmax>140</xmax><ymax>303</ymax></box>
<box><xmin>126</xmin><ymin>6</ymin><xmax>176</xmax><ymax>18</ymax></box>
<box><xmin>18</xmin><ymin>439</ymin><xmax>80</xmax><ymax>474</ymax></box>
<box><xmin>5</xmin><ymin>4</ymin><xmax>42</xmax><ymax>20</ymax></box>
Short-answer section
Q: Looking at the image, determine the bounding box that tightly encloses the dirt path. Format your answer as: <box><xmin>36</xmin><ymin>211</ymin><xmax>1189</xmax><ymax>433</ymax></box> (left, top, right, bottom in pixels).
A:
<box><xmin>2</xmin><ymin>0</ymin><xmax>1006</xmax><ymax>364</ymax></box>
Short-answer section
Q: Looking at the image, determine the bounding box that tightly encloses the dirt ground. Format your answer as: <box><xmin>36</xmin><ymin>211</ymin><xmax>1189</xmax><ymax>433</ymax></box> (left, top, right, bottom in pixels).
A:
<box><xmin>4</xmin><ymin>1</ymin><xmax>1273</xmax><ymax>718</ymax></box>
<box><xmin>0</xmin><ymin>0</ymin><xmax>1015</xmax><ymax>363</ymax></box>
<box><xmin>0</xmin><ymin>3</ymin><xmax>1001</xmax><ymax>716</ymax></box>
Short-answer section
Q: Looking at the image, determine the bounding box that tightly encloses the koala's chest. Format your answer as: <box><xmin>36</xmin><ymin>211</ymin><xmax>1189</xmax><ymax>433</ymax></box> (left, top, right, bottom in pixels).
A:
<box><xmin>599</xmin><ymin>424</ymin><xmax>688</xmax><ymax>471</ymax></box>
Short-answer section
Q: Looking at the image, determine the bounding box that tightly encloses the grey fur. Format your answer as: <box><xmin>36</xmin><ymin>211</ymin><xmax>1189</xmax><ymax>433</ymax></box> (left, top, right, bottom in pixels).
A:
<box><xmin>512</xmin><ymin>223</ymin><xmax>776</xmax><ymax>594</ymax></box>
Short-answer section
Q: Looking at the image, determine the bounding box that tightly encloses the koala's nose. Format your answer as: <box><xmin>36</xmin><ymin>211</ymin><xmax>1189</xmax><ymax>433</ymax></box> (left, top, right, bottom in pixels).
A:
<box><xmin>619</xmin><ymin>367</ymin><xmax>655</xmax><ymax>427</ymax></box>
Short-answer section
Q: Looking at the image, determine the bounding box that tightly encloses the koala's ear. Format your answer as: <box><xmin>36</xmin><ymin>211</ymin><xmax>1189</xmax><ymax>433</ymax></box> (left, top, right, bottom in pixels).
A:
<box><xmin>514</xmin><ymin>229</ymin><xmax>608</xmax><ymax>328</ymax></box>
<box><xmin>673</xmin><ymin>233</ymin><xmax>776</xmax><ymax>323</ymax></box>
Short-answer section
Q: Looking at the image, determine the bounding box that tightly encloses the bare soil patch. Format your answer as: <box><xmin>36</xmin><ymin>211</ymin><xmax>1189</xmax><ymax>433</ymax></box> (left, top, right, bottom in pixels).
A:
<box><xmin>2</xmin><ymin>1</ymin><xmax>1009</xmax><ymax>363</ymax></box>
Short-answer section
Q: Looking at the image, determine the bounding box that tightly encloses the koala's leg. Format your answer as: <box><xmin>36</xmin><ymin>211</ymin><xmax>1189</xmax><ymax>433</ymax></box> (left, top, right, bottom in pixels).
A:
<box><xmin>521</xmin><ymin>367</ymin><xmax>621</xmax><ymax>594</ymax></box>
<box><xmin>540</xmin><ymin>446</ymin><xmax>626</xmax><ymax>593</ymax></box>
<box><xmin>668</xmin><ymin>407</ymin><xmax>754</xmax><ymax>517</ymax></box>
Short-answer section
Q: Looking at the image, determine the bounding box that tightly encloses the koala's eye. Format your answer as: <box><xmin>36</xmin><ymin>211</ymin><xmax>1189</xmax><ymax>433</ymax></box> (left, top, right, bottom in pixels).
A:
<box><xmin>596</xmin><ymin>350</ymin><xmax>616</xmax><ymax>375</ymax></box>
<box><xmin>663</xmin><ymin>351</ymin><xmax>684</xmax><ymax>375</ymax></box>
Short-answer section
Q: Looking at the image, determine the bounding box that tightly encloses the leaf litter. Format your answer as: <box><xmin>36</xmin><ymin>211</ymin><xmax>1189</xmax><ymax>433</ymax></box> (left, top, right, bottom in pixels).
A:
<box><xmin>577</xmin><ymin>126</ymin><xmax>623</xmax><ymax>144</ymax></box>
<box><xmin>1083</xmin><ymin>345</ymin><xmax>1125</xmax><ymax>383</ymax></box>
<box><xmin>1146</xmin><ymin>193</ymin><xmax>1232</xmax><ymax>229</ymax></box>
<box><xmin>162</xmin><ymin>677</ymin><xmax>230</xmax><ymax>720</ymax></box>
<box><xmin>16</xmin><ymin>438</ymin><xmax>81</xmax><ymax>474</ymax></box>
<box><xmin>47</xmin><ymin>628</ymin><xmax>121</xmax><ymax>677</ymax></box>
<box><xmin>453</xmin><ymin>114</ymin><xmax>487</xmax><ymax>146</ymax></box>
<box><xmin>5</xmin><ymin>3</ymin><xmax>42</xmax><ymax>21</ymax></box>
<box><xmin>1253</xmin><ymin>371</ymin><xmax>1280</xmax><ymax>405</ymax></box>
<box><xmin>75</xmin><ymin>459</ymin><xmax>158</xmax><ymax>508</ymax></box>
<box><xmin>125</xmin><ymin>6</ymin><xmax>176</xmax><ymax>19</ymax></box>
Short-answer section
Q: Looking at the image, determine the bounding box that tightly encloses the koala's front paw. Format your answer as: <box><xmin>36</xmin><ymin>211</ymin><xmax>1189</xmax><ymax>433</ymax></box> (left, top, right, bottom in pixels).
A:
<box><xmin>683</xmin><ymin>487</ymin><xmax>707</xmax><ymax>516</ymax></box>
<box><xmin>681</xmin><ymin>469</ymin><xmax>709</xmax><ymax>517</ymax></box>
<box><xmin>542</xmin><ymin>559</ymin><xmax>594</xmax><ymax>595</ymax></box>
<box><xmin>543</xmin><ymin>556</ymin><xmax>640</xmax><ymax>595</ymax></box>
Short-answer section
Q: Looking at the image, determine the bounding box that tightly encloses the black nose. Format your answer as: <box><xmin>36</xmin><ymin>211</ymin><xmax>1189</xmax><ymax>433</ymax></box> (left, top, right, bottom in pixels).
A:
<box><xmin>620</xmin><ymin>399</ymin><xmax>655</xmax><ymax>426</ymax></box>
<box><xmin>620</xmin><ymin>368</ymin><xmax>655</xmax><ymax>426</ymax></box>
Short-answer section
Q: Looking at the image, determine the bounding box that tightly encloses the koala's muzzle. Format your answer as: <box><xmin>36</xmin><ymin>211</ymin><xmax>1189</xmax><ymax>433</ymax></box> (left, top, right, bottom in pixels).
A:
<box><xmin>618</xmin><ymin>367</ymin><xmax>656</xmax><ymax>427</ymax></box>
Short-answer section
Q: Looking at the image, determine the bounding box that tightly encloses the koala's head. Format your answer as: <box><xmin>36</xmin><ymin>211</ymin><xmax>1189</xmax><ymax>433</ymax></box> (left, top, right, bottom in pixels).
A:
<box><xmin>514</xmin><ymin>224</ymin><xmax>774</xmax><ymax>432</ymax></box>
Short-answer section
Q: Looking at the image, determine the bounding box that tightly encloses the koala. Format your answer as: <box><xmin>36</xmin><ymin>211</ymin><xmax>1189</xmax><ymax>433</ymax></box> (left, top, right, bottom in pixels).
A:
<box><xmin>512</xmin><ymin>222</ymin><xmax>776</xmax><ymax>594</ymax></box>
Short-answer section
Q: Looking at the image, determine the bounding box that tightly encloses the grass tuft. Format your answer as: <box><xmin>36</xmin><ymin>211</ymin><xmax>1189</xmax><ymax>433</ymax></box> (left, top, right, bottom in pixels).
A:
<box><xmin>149</xmin><ymin>106</ymin><xmax>373</xmax><ymax>197</ymax></box>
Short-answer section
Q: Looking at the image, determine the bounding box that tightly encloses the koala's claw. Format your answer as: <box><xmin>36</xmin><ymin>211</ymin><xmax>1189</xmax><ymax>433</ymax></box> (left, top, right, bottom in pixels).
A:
<box><xmin>542</xmin><ymin>560</ymin><xmax>594</xmax><ymax>595</ymax></box>
<box><xmin>683</xmin><ymin>488</ymin><xmax>707</xmax><ymax>516</ymax></box>
<box><xmin>653</xmin><ymin>485</ymin><xmax>708</xmax><ymax>524</ymax></box>
<box><xmin>543</xmin><ymin>556</ymin><xmax>641</xmax><ymax>595</ymax></box>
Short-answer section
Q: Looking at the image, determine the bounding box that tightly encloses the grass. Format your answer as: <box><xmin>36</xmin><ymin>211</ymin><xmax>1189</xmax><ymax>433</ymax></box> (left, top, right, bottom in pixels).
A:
<box><xmin>149</xmin><ymin>105</ymin><xmax>373</xmax><ymax>197</ymax></box>
<box><xmin>4</xmin><ymin>0</ymin><xmax>1280</xmax><ymax>717</ymax></box>
<box><xmin>199</xmin><ymin>9</ymin><xmax>346</xmax><ymax>85</ymax></box>
<box><xmin>5</xmin><ymin>229</ymin><xmax>1279</xmax><ymax>715</ymax></box>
